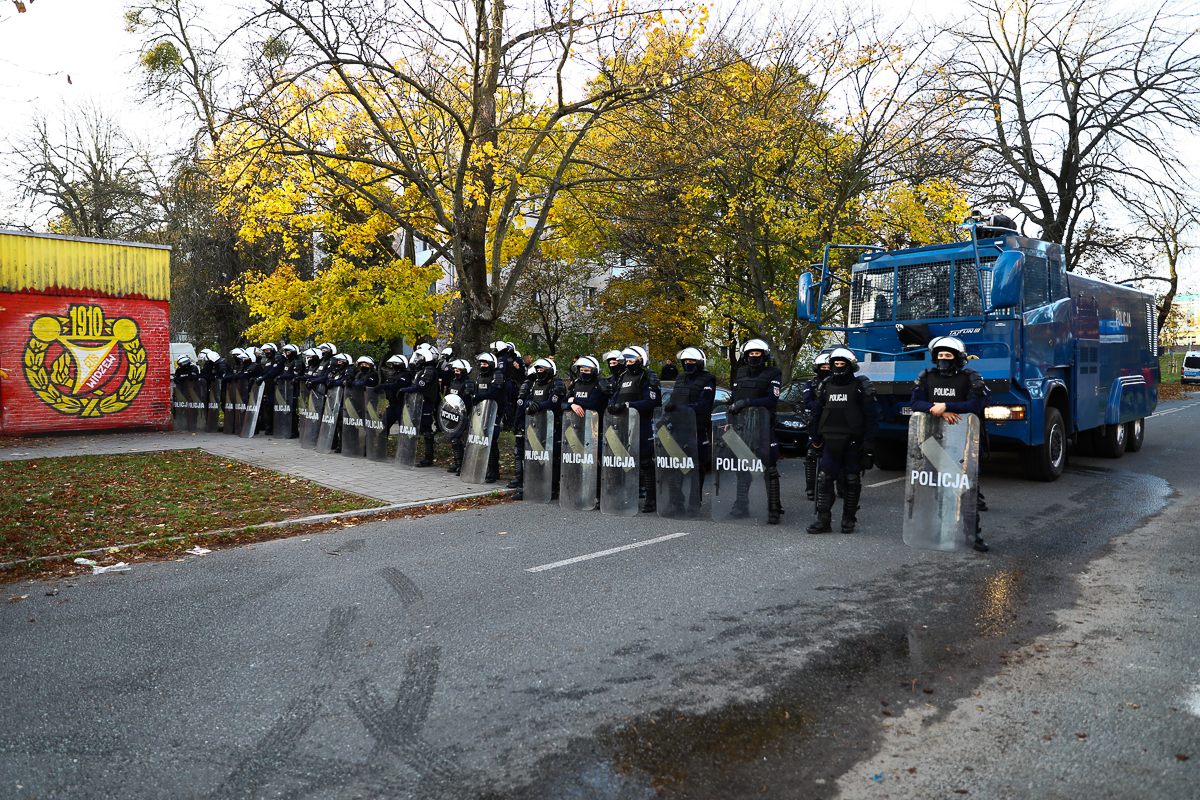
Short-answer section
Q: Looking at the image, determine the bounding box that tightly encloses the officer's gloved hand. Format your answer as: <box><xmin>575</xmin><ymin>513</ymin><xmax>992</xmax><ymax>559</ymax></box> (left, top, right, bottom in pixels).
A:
<box><xmin>664</xmin><ymin>402</ymin><xmax>678</xmax><ymax>413</ymax></box>
<box><xmin>730</xmin><ymin>399</ymin><xmax>748</xmax><ymax>413</ymax></box>
<box><xmin>861</xmin><ymin>440</ymin><xmax>875</xmax><ymax>470</ymax></box>
<box><xmin>254</xmin><ymin>376</ymin><xmax>265</xmax><ymax>385</ymax></box>
<box><xmin>607</xmin><ymin>402</ymin><xmax>626</xmax><ymax>415</ymax></box>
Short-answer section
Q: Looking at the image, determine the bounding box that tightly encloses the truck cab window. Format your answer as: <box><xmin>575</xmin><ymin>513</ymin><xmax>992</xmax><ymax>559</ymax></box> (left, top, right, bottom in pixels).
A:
<box><xmin>1048</xmin><ymin>258</ymin><xmax>1067</xmax><ymax>301</ymax></box>
<box><xmin>1023</xmin><ymin>253</ymin><xmax>1050</xmax><ymax>310</ymax></box>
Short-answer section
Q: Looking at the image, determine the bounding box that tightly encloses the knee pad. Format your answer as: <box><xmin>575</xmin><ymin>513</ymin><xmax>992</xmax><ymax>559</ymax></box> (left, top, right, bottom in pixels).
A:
<box><xmin>843</xmin><ymin>472</ymin><xmax>862</xmax><ymax>489</ymax></box>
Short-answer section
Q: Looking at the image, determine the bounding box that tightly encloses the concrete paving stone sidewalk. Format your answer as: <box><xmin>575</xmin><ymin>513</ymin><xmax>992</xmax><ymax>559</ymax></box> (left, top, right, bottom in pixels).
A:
<box><xmin>0</xmin><ymin>430</ymin><xmax>500</xmax><ymax>507</ymax></box>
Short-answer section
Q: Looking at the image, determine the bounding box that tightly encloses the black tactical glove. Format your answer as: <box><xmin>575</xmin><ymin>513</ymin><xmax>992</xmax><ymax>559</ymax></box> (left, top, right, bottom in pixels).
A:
<box><xmin>664</xmin><ymin>402</ymin><xmax>678</xmax><ymax>413</ymax></box>
<box><xmin>730</xmin><ymin>399</ymin><xmax>748</xmax><ymax>413</ymax></box>
<box><xmin>607</xmin><ymin>402</ymin><xmax>626</xmax><ymax>415</ymax></box>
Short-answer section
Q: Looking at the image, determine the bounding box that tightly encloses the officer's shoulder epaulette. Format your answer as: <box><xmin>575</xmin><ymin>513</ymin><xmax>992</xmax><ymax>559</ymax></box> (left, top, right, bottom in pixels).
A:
<box><xmin>914</xmin><ymin>368</ymin><xmax>935</xmax><ymax>386</ymax></box>
<box><xmin>856</xmin><ymin>375</ymin><xmax>877</xmax><ymax>397</ymax></box>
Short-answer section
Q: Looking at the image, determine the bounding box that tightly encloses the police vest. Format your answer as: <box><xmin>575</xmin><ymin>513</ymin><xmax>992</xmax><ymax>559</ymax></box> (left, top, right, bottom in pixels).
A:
<box><xmin>569</xmin><ymin>376</ymin><xmax>603</xmax><ymax>405</ymax></box>
<box><xmin>414</xmin><ymin>366</ymin><xmax>440</xmax><ymax>403</ymax></box>
<box><xmin>818</xmin><ymin>377</ymin><xmax>870</xmax><ymax>437</ymax></box>
<box><xmin>670</xmin><ymin>371</ymin><xmax>716</xmax><ymax>417</ymax></box>
<box><xmin>732</xmin><ymin>365</ymin><xmax>782</xmax><ymax>402</ymax></box>
<box><xmin>615</xmin><ymin>370</ymin><xmax>651</xmax><ymax>404</ymax></box>
<box><xmin>446</xmin><ymin>377</ymin><xmax>476</xmax><ymax>399</ymax></box>
<box><xmin>529</xmin><ymin>378</ymin><xmax>565</xmax><ymax>417</ymax></box>
<box><xmin>922</xmin><ymin>369</ymin><xmax>973</xmax><ymax>404</ymax></box>
<box><xmin>476</xmin><ymin>371</ymin><xmax>503</xmax><ymax>402</ymax></box>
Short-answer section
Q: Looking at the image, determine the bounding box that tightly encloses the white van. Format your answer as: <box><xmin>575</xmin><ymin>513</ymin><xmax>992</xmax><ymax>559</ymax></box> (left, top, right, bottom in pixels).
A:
<box><xmin>1182</xmin><ymin>350</ymin><xmax>1200</xmax><ymax>384</ymax></box>
<box><xmin>170</xmin><ymin>342</ymin><xmax>197</xmax><ymax>369</ymax></box>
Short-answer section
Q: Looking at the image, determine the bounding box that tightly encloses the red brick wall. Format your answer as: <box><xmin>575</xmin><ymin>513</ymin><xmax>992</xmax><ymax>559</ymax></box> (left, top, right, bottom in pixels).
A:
<box><xmin>0</xmin><ymin>291</ymin><xmax>171</xmax><ymax>435</ymax></box>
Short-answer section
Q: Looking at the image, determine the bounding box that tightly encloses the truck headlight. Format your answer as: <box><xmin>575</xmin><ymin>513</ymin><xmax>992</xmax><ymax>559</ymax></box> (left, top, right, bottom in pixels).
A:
<box><xmin>985</xmin><ymin>405</ymin><xmax>1027</xmax><ymax>421</ymax></box>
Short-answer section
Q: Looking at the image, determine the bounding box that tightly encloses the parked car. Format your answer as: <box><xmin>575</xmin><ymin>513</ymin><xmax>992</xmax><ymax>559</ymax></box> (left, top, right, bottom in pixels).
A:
<box><xmin>1183</xmin><ymin>350</ymin><xmax>1200</xmax><ymax>384</ymax></box>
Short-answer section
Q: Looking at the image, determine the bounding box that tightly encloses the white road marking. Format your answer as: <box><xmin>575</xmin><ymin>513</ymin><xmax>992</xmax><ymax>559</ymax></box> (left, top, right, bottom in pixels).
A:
<box><xmin>527</xmin><ymin>532</ymin><xmax>692</xmax><ymax>573</ymax></box>
<box><xmin>1185</xmin><ymin>684</ymin><xmax>1200</xmax><ymax>719</ymax></box>
<box><xmin>866</xmin><ymin>477</ymin><xmax>905</xmax><ymax>488</ymax></box>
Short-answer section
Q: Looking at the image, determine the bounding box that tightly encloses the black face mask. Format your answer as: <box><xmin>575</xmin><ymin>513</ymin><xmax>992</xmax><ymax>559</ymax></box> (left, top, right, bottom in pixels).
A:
<box><xmin>830</xmin><ymin>361</ymin><xmax>853</xmax><ymax>380</ymax></box>
<box><xmin>745</xmin><ymin>352</ymin><xmax>764</xmax><ymax>368</ymax></box>
<box><xmin>360</xmin><ymin>365</ymin><xmax>371</xmax><ymax>373</ymax></box>
<box><xmin>625</xmin><ymin>361</ymin><xmax>643</xmax><ymax>375</ymax></box>
<box><xmin>608</xmin><ymin>362</ymin><xmax>623</xmax><ymax>376</ymax></box>
<box><xmin>936</xmin><ymin>357</ymin><xmax>957</xmax><ymax>375</ymax></box>
<box><xmin>683</xmin><ymin>361</ymin><xmax>699</xmax><ymax>374</ymax></box>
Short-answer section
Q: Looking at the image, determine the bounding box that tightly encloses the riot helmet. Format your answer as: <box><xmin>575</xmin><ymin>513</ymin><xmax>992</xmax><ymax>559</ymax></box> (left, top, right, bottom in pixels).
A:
<box><xmin>532</xmin><ymin>357</ymin><xmax>555</xmax><ymax>383</ymax></box>
<box><xmin>477</xmin><ymin>352</ymin><xmax>498</xmax><ymax>374</ymax></box>
<box><xmin>198</xmin><ymin>348</ymin><xmax>220</xmax><ymax>365</ymax></box>
<box><xmin>175</xmin><ymin>355</ymin><xmax>192</xmax><ymax>369</ymax></box>
<box><xmin>260</xmin><ymin>342</ymin><xmax>278</xmax><ymax>358</ymax></box>
<box><xmin>814</xmin><ymin>352</ymin><xmax>831</xmax><ymax>378</ymax></box>
<box><xmin>828</xmin><ymin>346</ymin><xmax>858</xmax><ymax>378</ymax></box>
<box><xmin>356</xmin><ymin>355</ymin><xmax>376</xmax><ymax>373</ymax></box>
<box><xmin>303</xmin><ymin>348</ymin><xmax>320</xmax><ymax>367</ymax></box>
<box><xmin>929</xmin><ymin>336</ymin><xmax>967</xmax><ymax>375</ymax></box>
<box><xmin>450</xmin><ymin>358</ymin><xmax>471</xmax><ymax>378</ymax></box>
<box><xmin>317</xmin><ymin>342</ymin><xmax>337</xmax><ymax>358</ymax></box>
<box><xmin>229</xmin><ymin>347</ymin><xmax>247</xmax><ymax>363</ymax></box>
<box><xmin>572</xmin><ymin>356</ymin><xmax>600</xmax><ymax>379</ymax></box>
<box><xmin>603</xmin><ymin>349</ymin><xmax>624</xmax><ymax>377</ymax></box>
<box><xmin>621</xmin><ymin>345</ymin><xmax>648</xmax><ymax>374</ymax></box>
<box><xmin>331</xmin><ymin>353</ymin><xmax>351</xmax><ymax>371</ymax></box>
<box><xmin>677</xmin><ymin>346</ymin><xmax>706</xmax><ymax>374</ymax></box>
<box><xmin>282</xmin><ymin>344</ymin><xmax>300</xmax><ymax>359</ymax></box>
<box><xmin>741</xmin><ymin>338</ymin><xmax>771</xmax><ymax>368</ymax></box>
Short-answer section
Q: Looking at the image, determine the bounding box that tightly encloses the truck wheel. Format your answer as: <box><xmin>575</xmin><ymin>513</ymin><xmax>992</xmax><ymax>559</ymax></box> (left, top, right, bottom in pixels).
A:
<box><xmin>873</xmin><ymin>439</ymin><xmax>907</xmax><ymax>471</ymax></box>
<box><xmin>1020</xmin><ymin>407</ymin><xmax>1066</xmax><ymax>481</ymax></box>
<box><xmin>1096</xmin><ymin>422</ymin><xmax>1127</xmax><ymax>458</ymax></box>
<box><xmin>1124</xmin><ymin>418</ymin><xmax>1145</xmax><ymax>452</ymax></box>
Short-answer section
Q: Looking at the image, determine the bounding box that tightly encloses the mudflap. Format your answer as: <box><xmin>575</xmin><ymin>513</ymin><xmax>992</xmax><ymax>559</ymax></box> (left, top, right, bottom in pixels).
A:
<box><xmin>654</xmin><ymin>407</ymin><xmax>702</xmax><ymax>519</ymax></box>
<box><xmin>300</xmin><ymin>385</ymin><xmax>325</xmax><ymax>450</ymax></box>
<box><xmin>712</xmin><ymin>406</ymin><xmax>770</xmax><ymax>525</ymax></box>
<box><xmin>460</xmin><ymin>399</ymin><xmax>499</xmax><ymax>484</ymax></box>
<box><xmin>240</xmin><ymin>382</ymin><xmax>265</xmax><ymax>439</ymax></box>
<box><xmin>223</xmin><ymin>380</ymin><xmax>239</xmax><ymax>435</ymax></box>
<box><xmin>393</xmin><ymin>392</ymin><xmax>423</xmax><ymax>469</ymax></box>
<box><xmin>205</xmin><ymin>379</ymin><xmax>222</xmax><ymax>433</ymax></box>
<box><xmin>341</xmin><ymin>387</ymin><xmax>366</xmax><ymax>457</ymax></box>
<box><xmin>316</xmin><ymin>386</ymin><xmax>343</xmax><ymax>454</ymax></box>
<box><xmin>172</xmin><ymin>382</ymin><xmax>188</xmax><ymax>431</ymax></box>
<box><xmin>523</xmin><ymin>409</ymin><xmax>556</xmax><ymax>504</ymax></box>
<box><xmin>364</xmin><ymin>388</ymin><xmax>390</xmax><ymax>462</ymax></box>
<box><xmin>902</xmin><ymin>411</ymin><xmax>980</xmax><ymax>552</ymax></box>
<box><xmin>273</xmin><ymin>379</ymin><xmax>296</xmax><ymax>440</ymax></box>
<box><xmin>600</xmin><ymin>408</ymin><xmax>640</xmax><ymax>517</ymax></box>
<box><xmin>559</xmin><ymin>409</ymin><xmax>600</xmax><ymax>511</ymax></box>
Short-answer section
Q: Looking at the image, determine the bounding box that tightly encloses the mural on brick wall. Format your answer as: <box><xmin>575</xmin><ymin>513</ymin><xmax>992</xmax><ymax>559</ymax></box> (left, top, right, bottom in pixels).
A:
<box><xmin>0</xmin><ymin>292</ymin><xmax>170</xmax><ymax>435</ymax></box>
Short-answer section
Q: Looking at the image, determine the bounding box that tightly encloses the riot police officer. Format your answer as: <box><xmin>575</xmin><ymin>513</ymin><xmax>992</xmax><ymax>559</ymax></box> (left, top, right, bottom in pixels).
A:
<box><xmin>565</xmin><ymin>356</ymin><xmax>610</xmax><ymax>417</ymax></box>
<box><xmin>352</xmin><ymin>355</ymin><xmax>379</xmax><ymax>389</ymax></box>
<box><xmin>807</xmin><ymin>348</ymin><xmax>879</xmax><ymax>534</ymax></box>
<box><xmin>196</xmin><ymin>349</ymin><xmax>222</xmax><ymax>381</ymax></box>
<box><xmin>443</xmin><ymin>359</ymin><xmax>476</xmax><ymax>475</ymax></box>
<box><xmin>603</xmin><ymin>349</ymin><xmax>624</xmax><ymax>386</ymax></box>
<box><xmin>525</xmin><ymin>357</ymin><xmax>566</xmax><ymax>499</ymax></box>
<box><xmin>507</xmin><ymin>363</ymin><xmax>536</xmax><ymax>494</ymax></box>
<box><xmin>377</xmin><ymin>354</ymin><xmax>412</xmax><ymax>437</ymax></box>
<box><xmin>474</xmin><ymin>352</ymin><xmax>509</xmax><ymax>483</ymax></box>
<box><xmin>802</xmin><ymin>352</ymin><xmax>832</xmax><ymax>500</ymax></box>
<box><xmin>728</xmin><ymin>339</ymin><xmax>784</xmax><ymax>523</ymax></box>
<box><xmin>607</xmin><ymin>345</ymin><xmax>662</xmax><ymax>513</ymax></box>
<box><xmin>909</xmin><ymin>336</ymin><xmax>991</xmax><ymax>552</ymax></box>
<box><xmin>250</xmin><ymin>343</ymin><xmax>280</xmax><ymax>434</ymax></box>
<box><xmin>664</xmin><ymin>347</ymin><xmax>716</xmax><ymax>481</ymax></box>
<box><xmin>398</xmin><ymin>346</ymin><xmax>442</xmax><ymax>467</ymax></box>
<box><xmin>174</xmin><ymin>354</ymin><xmax>198</xmax><ymax>382</ymax></box>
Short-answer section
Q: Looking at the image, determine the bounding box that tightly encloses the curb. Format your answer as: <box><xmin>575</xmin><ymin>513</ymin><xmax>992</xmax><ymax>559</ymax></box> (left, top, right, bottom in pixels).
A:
<box><xmin>0</xmin><ymin>488</ymin><xmax>516</xmax><ymax>571</ymax></box>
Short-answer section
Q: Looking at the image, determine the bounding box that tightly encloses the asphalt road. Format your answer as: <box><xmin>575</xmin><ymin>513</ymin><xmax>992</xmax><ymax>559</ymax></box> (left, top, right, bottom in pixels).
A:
<box><xmin>2</xmin><ymin>400</ymin><xmax>1199</xmax><ymax>799</ymax></box>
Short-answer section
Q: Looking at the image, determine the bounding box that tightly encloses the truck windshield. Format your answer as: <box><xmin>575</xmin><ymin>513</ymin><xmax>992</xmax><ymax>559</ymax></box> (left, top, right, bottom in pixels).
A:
<box><xmin>850</xmin><ymin>255</ymin><xmax>996</xmax><ymax>325</ymax></box>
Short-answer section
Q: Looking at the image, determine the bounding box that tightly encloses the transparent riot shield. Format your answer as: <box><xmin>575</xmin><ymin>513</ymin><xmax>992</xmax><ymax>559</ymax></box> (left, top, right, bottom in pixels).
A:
<box><xmin>234</xmin><ymin>378</ymin><xmax>252</xmax><ymax>435</ymax></box>
<box><xmin>523</xmin><ymin>410</ymin><xmax>556</xmax><ymax>504</ymax></box>
<box><xmin>206</xmin><ymin>379</ymin><xmax>222</xmax><ymax>434</ymax></box>
<box><xmin>902</xmin><ymin>412</ymin><xmax>981</xmax><ymax>552</ymax></box>
<box><xmin>601</xmin><ymin>408</ymin><xmax>640</xmax><ymax>516</ymax></box>
<box><xmin>364</xmin><ymin>387</ymin><xmax>390</xmax><ymax>462</ymax></box>
<box><xmin>559</xmin><ymin>409</ymin><xmax>600</xmax><ymax>511</ymax></box>
<box><xmin>185</xmin><ymin>380</ymin><xmax>201</xmax><ymax>432</ymax></box>
<box><xmin>460</xmin><ymin>399</ymin><xmax>499</xmax><ymax>484</ymax></box>
<box><xmin>393</xmin><ymin>392</ymin><xmax>424</xmax><ymax>470</ymax></box>
<box><xmin>297</xmin><ymin>383</ymin><xmax>311</xmax><ymax>444</ymax></box>
<box><xmin>316</xmin><ymin>385</ymin><xmax>344</xmax><ymax>454</ymax></box>
<box><xmin>437</xmin><ymin>394</ymin><xmax>469</xmax><ymax>444</ymax></box>
<box><xmin>272</xmin><ymin>379</ymin><xmax>296</xmax><ymax>440</ymax></box>
<box><xmin>341</xmin><ymin>386</ymin><xmax>366</xmax><ymax>458</ymax></box>
<box><xmin>223</xmin><ymin>380</ymin><xmax>239</xmax><ymax>435</ymax></box>
<box><xmin>300</xmin><ymin>384</ymin><xmax>324</xmax><ymax>450</ymax></box>
<box><xmin>241</xmin><ymin>381</ymin><xmax>266</xmax><ymax>439</ymax></box>
<box><xmin>192</xmin><ymin>378</ymin><xmax>209</xmax><ymax>432</ymax></box>
<box><xmin>712</xmin><ymin>406</ymin><xmax>771</xmax><ymax>525</ymax></box>
<box><xmin>172</xmin><ymin>382</ymin><xmax>188</xmax><ymax>431</ymax></box>
<box><xmin>654</xmin><ymin>407</ymin><xmax>702</xmax><ymax>519</ymax></box>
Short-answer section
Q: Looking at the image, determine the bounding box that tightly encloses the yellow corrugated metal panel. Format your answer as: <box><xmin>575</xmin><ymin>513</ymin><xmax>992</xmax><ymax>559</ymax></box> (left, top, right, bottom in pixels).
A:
<box><xmin>0</xmin><ymin>229</ymin><xmax>171</xmax><ymax>301</ymax></box>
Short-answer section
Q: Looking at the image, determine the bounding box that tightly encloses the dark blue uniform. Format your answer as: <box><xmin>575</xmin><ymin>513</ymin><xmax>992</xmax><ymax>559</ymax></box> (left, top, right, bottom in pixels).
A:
<box><xmin>667</xmin><ymin>369</ymin><xmax>716</xmax><ymax>473</ymax></box>
<box><xmin>808</xmin><ymin>373</ymin><xmax>880</xmax><ymax>532</ymax></box>
<box><xmin>610</xmin><ymin>367</ymin><xmax>661</xmax><ymax>510</ymax></box>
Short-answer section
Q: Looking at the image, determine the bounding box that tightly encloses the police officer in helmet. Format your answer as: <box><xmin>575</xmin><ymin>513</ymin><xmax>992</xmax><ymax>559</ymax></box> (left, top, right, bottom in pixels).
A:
<box><xmin>607</xmin><ymin>345</ymin><xmax>662</xmax><ymax>513</ymax></box>
<box><xmin>664</xmin><ymin>347</ymin><xmax>716</xmax><ymax>482</ymax></box>
<box><xmin>807</xmin><ymin>348</ymin><xmax>879</xmax><ymax>534</ymax></box>
<box><xmin>909</xmin><ymin>336</ymin><xmax>991</xmax><ymax>552</ymax></box>
<box><xmin>525</xmin><ymin>357</ymin><xmax>566</xmax><ymax>499</ymax></box>
<box><xmin>397</xmin><ymin>345</ymin><xmax>442</xmax><ymax>466</ymax></box>
<box><xmin>728</xmin><ymin>339</ymin><xmax>784</xmax><ymax>523</ymax></box>
<box><xmin>473</xmin><ymin>352</ymin><xmax>509</xmax><ymax>483</ymax></box>
<box><xmin>443</xmin><ymin>359</ymin><xmax>476</xmax><ymax>475</ymax></box>
<box><xmin>802</xmin><ymin>351</ymin><xmax>833</xmax><ymax>500</ymax></box>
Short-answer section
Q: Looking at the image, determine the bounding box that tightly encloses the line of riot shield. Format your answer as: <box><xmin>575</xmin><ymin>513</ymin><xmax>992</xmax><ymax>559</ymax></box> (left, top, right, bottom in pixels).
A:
<box><xmin>240</xmin><ymin>381</ymin><xmax>266</xmax><ymax>439</ymax></box>
<box><xmin>523</xmin><ymin>409</ymin><xmax>556</xmax><ymax>504</ymax></box>
<box><xmin>902</xmin><ymin>411</ymin><xmax>981</xmax><ymax>552</ymax></box>
<box><xmin>559</xmin><ymin>409</ymin><xmax>599</xmax><ymax>511</ymax></box>
<box><xmin>172</xmin><ymin>382</ymin><xmax>188</xmax><ymax>431</ymax></box>
<box><xmin>316</xmin><ymin>385</ymin><xmax>344</xmax><ymax>454</ymax></box>
<box><xmin>654</xmin><ymin>407</ymin><xmax>702</xmax><ymax>519</ymax></box>
<box><xmin>459</xmin><ymin>399</ymin><xmax>498</xmax><ymax>484</ymax></box>
<box><xmin>712</xmin><ymin>406</ymin><xmax>771</xmax><ymax>525</ymax></box>
<box><xmin>272</xmin><ymin>378</ymin><xmax>296</xmax><ymax>440</ymax></box>
<box><xmin>600</xmin><ymin>408</ymin><xmax>640</xmax><ymax>517</ymax></box>
<box><xmin>393</xmin><ymin>392</ymin><xmax>423</xmax><ymax>469</ymax></box>
<box><xmin>223</xmin><ymin>380</ymin><xmax>239</xmax><ymax>435</ymax></box>
<box><xmin>341</xmin><ymin>386</ymin><xmax>366</xmax><ymax>457</ymax></box>
<box><xmin>363</xmin><ymin>387</ymin><xmax>390</xmax><ymax>462</ymax></box>
<box><xmin>300</xmin><ymin>384</ymin><xmax>324</xmax><ymax>450</ymax></box>
<box><xmin>206</xmin><ymin>379</ymin><xmax>222</xmax><ymax>434</ymax></box>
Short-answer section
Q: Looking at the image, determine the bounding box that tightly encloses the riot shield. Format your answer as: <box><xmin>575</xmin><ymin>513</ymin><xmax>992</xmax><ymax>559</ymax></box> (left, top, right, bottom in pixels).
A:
<box><xmin>601</xmin><ymin>408</ymin><xmax>640</xmax><ymax>517</ymax></box>
<box><xmin>316</xmin><ymin>385</ymin><xmax>344</xmax><ymax>454</ymax></box>
<box><xmin>460</xmin><ymin>399</ymin><xmax>499</xmax><ymax>484</ymax></box>
<box><xmin>241</xmin><ymin>381</ymin><xmax>265</xmax><ymax>439</ymax></box>
<box><xmin>902</xmin><ymin>412</ymin><xmax>981</xmax><ymax>552</ymax></box>
<box><xmin>185</xmin><ymin>380</ymin><xmax>202</xmax><ymax>432</ymax></box>
<box><xmin>523</xmin><ymin>410</ymin><xmax>556</xmax><ymax>504</ymax></box>
<box><xmin>300</xmin><ymin>384</ymin><xmax>324</xmax><ymax>450</ymax></box>
<box><xmin>654</xmin><ymin>407</ymin><xmax>702</xmax><ymax>519</ymax></box>
<box><xmin>172</xmin><ymin>382</ymin><xmax>188</xmax><ymax>431</ymax></box>
<box><xmin>341</xmin><ymin>386</ymin><xmax>366</xmax><ymax>458</ymax></box>
<box><xmin>364</xmin><ymin>387</ymin><xmax>390</xmax><ymax>462</ymax></box>
<box><xmin>272</xmin><ymin>378</ymin><xmax>296</xmax><ymax>440</ymax></box>
<box><xmin>437</xmin><ymin>394</ymin><xmax>469</xmax><ymax>444</ymax></box>
<box><xmin>206</xmin><ymin>379</ymin><xmax>222</xmax><ymax>434</ymax></box>
<box><xmin>393</xmin><ymin>392</ymin><xmax>423</xmax><ymax>470</ymax></box>
<box><xmin>223</xmin><ymin>380</ymin><xmax>239</xmax><ymax>435</ymax></box>
<box><xmin>559</xmin><ymin>409</ymin><xmax>600</xmax><ymax>511</ymax></box>
<box><xmin>712</xmin><ymin>406</ymin><xmax>771</xmax><ymax>525</ymax></box>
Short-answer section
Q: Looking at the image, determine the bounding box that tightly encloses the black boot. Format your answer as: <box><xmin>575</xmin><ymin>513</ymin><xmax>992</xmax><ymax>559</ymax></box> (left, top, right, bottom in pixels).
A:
<box><xmin>448</xmin><ymin>439</ymin><xmax>464</xmax><ymax>475</ymax></box>
<box><xmin>974</xmin><ymin>513</ymin><xmax>989</xmax><ymax>551</ymax></box>
<box><xmin>730</xmin><ymin>473</ymin><xmax>751</xmax><ymax>518</ymax></box>
<box><xmin>641</xmin><ymin>463</ymin><xmax>657</xmax><ymax>513</ymax></box>
<box><xmin>416</xmin><ymin>436</ymin><xmax>435</xmax><ymax>467</ymax></box>
<box><xmin>485</xmin><ymin>441</ymin><xmax>500</xmax><ymax>483</ymax></box>
<box><xmin>506</xmin><ymin>445</ymin><xmax>524</xmax><ymax>488</ymax></box>
<box><xmin>804</xmin><ymin>449</ymin><xmax>817</xmax><ymax>501</ymax></box>
<box><xmin>807</xmin><ymin>472</ymin><xmax>834</xmax><ymax>533</ymax></box>
<box><xmin>767</xmin><ymin>467</ymin><xmax>782</xmax><ymax>524</ymax></box>
<box><xmin>977</xmin><ymin>490</ymin><xmax>988</xmax><ymax>512</ymax></box>
<box><xmin>840</xmin><ymin>472</ymin><xmax>862</xmax><ymax>533</ymax></box>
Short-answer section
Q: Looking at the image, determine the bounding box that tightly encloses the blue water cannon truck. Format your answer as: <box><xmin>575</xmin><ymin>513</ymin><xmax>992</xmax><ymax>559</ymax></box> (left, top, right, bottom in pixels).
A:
<box><xmin>796</xmin><ymin>216</ymin><xmax>1159</xmax><ymax>481</ymax></box>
